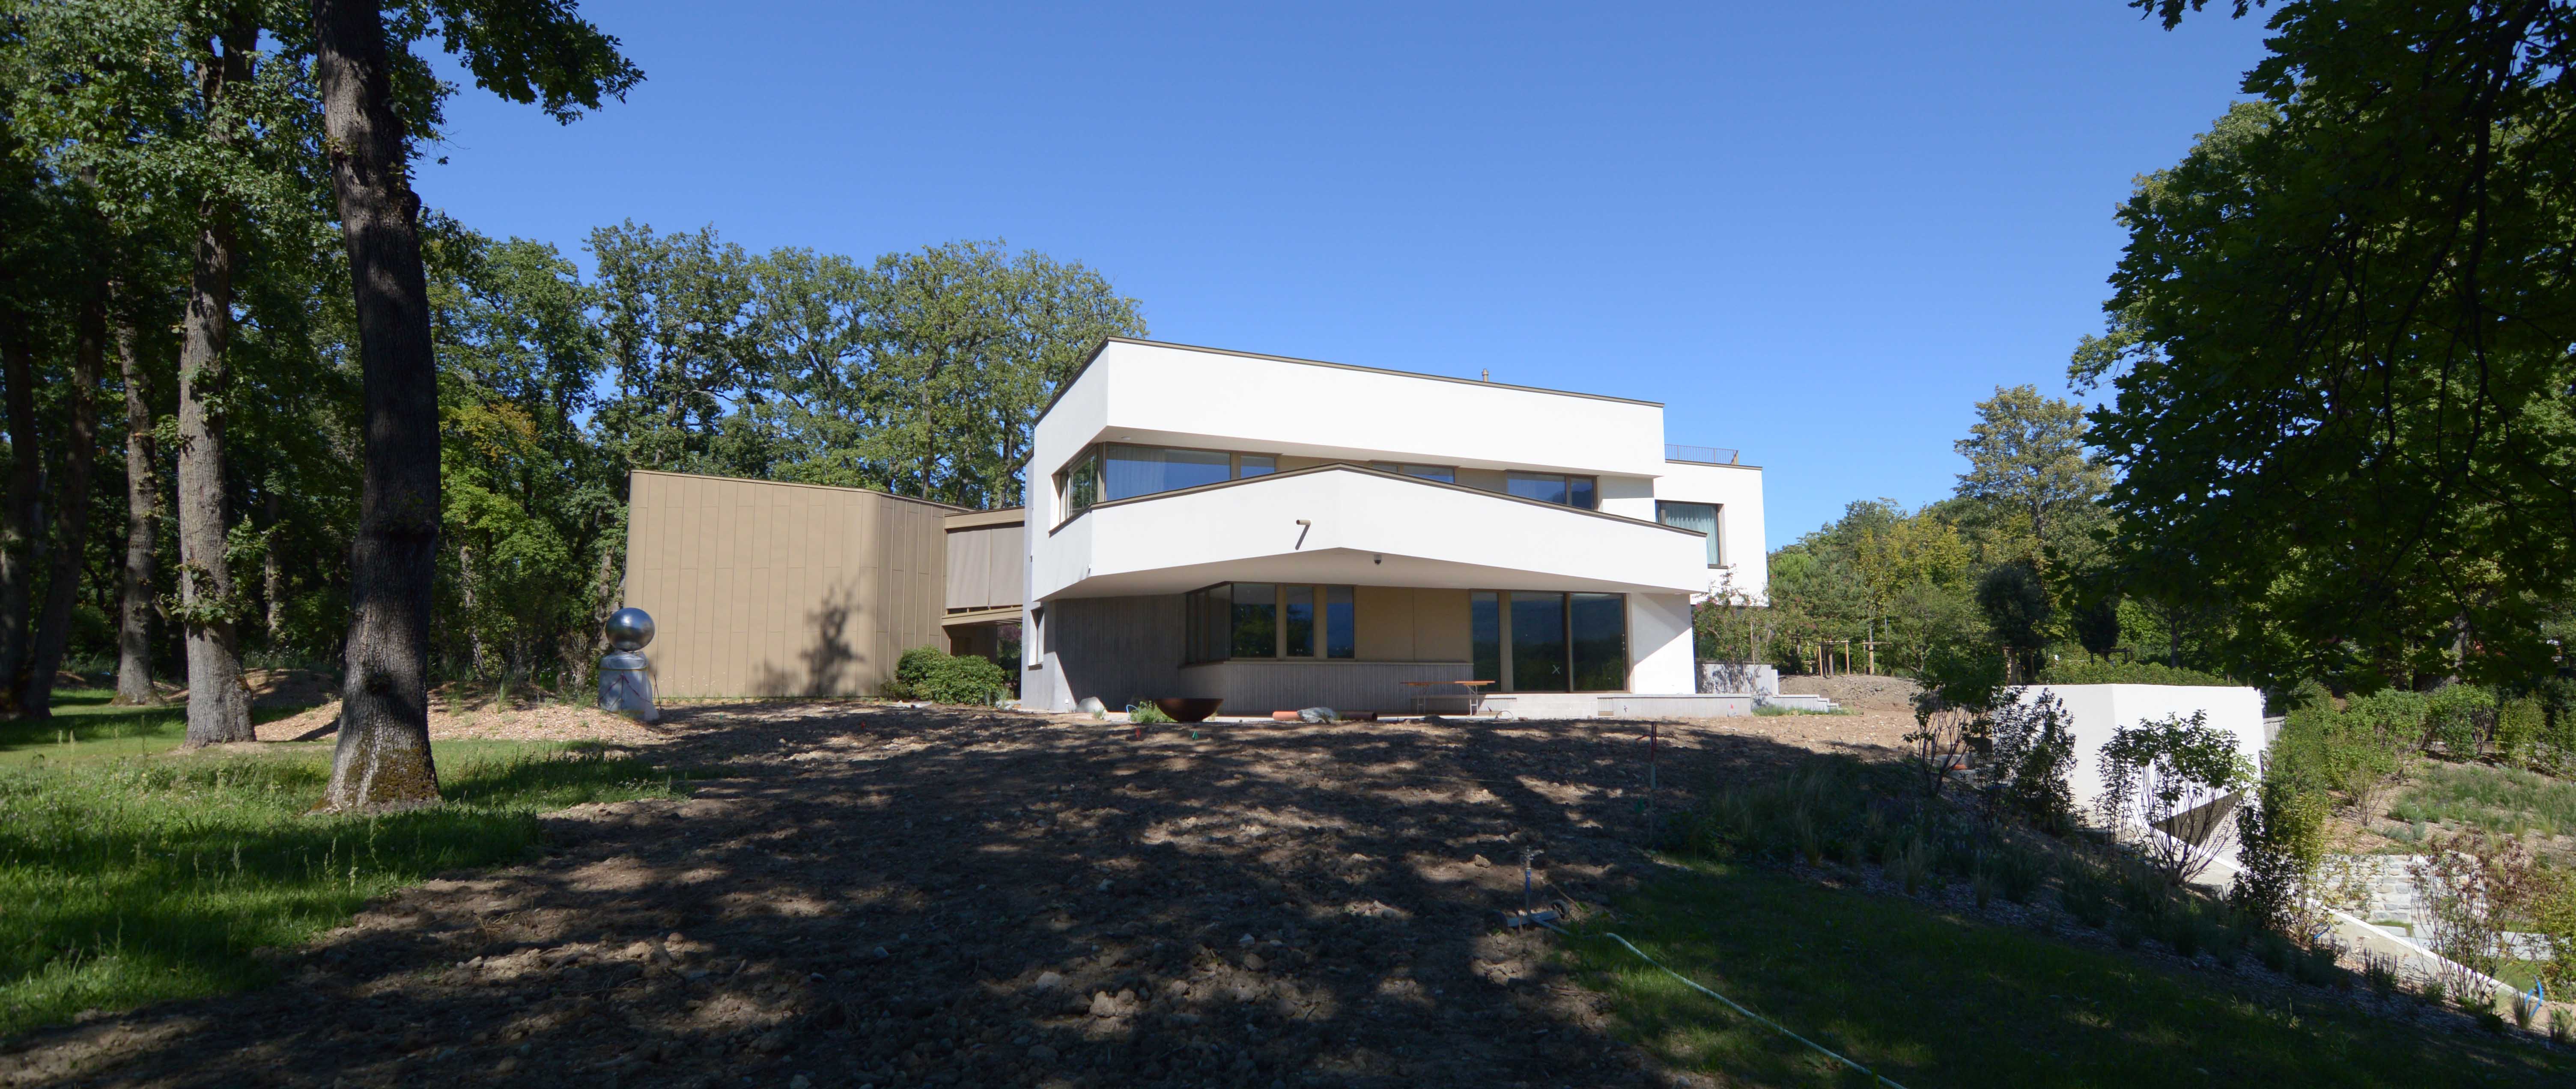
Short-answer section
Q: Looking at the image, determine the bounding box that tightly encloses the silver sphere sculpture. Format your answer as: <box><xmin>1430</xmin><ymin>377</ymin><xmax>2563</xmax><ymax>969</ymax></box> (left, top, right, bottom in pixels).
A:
<box><xmin>605</xmin><ymin>607</ymin><xmax>655</xmax><ymax>652</ymax></box>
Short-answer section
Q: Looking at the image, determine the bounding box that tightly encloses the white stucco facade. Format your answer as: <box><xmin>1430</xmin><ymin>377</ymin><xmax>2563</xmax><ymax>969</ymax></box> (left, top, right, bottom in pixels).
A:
<box><xmin>2015</xmin><ymin>684</ymin><xmax>2270</xmax><ymax>814</ymax></box>
<box><xmin>1020</xmin><ymin>338</ymin><xmax>1768</xmax><ymax>716</ymax></box>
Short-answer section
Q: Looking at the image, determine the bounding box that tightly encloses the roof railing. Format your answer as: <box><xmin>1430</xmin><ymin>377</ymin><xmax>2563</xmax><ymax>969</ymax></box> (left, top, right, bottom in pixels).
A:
<box><xmin>1665</xmin><ymin>443</ymin><xmax>1740</xmax><ymax>465</ymax></box>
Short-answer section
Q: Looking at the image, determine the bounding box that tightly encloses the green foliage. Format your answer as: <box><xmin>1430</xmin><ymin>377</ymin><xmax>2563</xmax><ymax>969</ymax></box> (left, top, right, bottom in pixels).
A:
<box><xmin>1984</xmin><ymin>690</ymin><xmax>2077</xmax><ymax>829</ymax></box>
<box><xmin>2233</xmin><ymin>767</ymin><xmax>2329</xmax><ymax>933</ymax></box>
<box><xmin>1126</xmin><ymin>701</ymin><xmax>1173</xmax><ymax>725</ymax></box>
<box><xmin>2426</xmin><ymin>684</ymin><xmax>2498</xmax><ymax>759</ymax></box>
<box><xmin>0</xmin><ymin>738</ymin><xmax>680</xmax><ymax>1036</ymax></box>
<box><xmin>1975</xmin><ymin>559</ymin><xmax>2051</xmax><ymax>674</ymax></box>
<box><xmin>2039</xmin><ymin>659</ymin><xmax>2233</xmax><ymax>687</ymax></box>
<box><xmin>2390</xmin><ymin>762</ymin><xmax>2576</xmax><ymax>840</ymax></box>
<box><xmin>1952</xmin><ymin>384</ymin><xmax>2108</xmax><ymax>548</ymax></box>
<box><xmin>888</xmin><ymin>646</ymin><xmax>1010</xmax><ymax>706</ymax></box>
<box><xmin>2097</xmin><ymin>711</ymin><xmax>2253</xmax><ymax>883</ymax></box>
<box><xmin>1571</xmin><ymin>859</ymin><xmax>2576</xmax><ymax>1087</ymax></box>
<box><xmin>2084</xmin><ymin>4</ymin><xmax>2576</xmax><ymax>689</ymax></box>
<box><xmin>2273</xmin><ymin>689</ymin><xmax>2425</xmax><ymax>820</ymax></box>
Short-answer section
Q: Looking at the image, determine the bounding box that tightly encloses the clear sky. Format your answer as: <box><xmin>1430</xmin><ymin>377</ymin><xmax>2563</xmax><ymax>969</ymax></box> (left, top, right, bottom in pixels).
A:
<box><xmin>416</xmin><ymin>1</ymin><xmax>2272</xmax><ymax>544</ymax></box>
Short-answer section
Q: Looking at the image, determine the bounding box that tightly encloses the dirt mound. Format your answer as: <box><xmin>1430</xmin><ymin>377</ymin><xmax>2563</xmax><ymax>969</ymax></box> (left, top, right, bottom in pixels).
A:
<box><xmin>257</xmin><ymin>698</ymin><xmax>669</xmax><ymax>746</ymax></box>
<box><xmin>1779</xmin><ymin>673</ymin><xmax>1921</xmax><ymax>710</ymax></box>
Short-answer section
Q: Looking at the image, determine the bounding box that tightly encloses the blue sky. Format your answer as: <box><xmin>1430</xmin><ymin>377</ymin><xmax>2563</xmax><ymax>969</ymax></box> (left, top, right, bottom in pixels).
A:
<box><xmin>417</xmin><ymin>1</ymin><xmax>2272</xmax><ymax>544</ymax></box>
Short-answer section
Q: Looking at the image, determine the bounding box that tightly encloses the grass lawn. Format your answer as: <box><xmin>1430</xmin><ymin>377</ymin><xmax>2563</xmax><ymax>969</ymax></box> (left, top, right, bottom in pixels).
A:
<box><xmin>0</xmin><ymin>693</ymin><xmax>683</xmax><ymax>1038</ymax></box>
<box><xmin>1568</xmin><ymin>858</ymin><xmax>2576</xmax><ymax>1088</ymax></box>
<box><xmin>2391</xmin><ymin>761</ymin><xmax>2576</xmax><ymax>839</ymax></box>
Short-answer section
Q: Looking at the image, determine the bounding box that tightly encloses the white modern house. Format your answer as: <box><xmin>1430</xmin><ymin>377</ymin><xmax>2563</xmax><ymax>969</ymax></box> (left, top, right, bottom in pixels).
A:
<box><xmin>1019</xmin><ymin>337</ymin><xmax>1763</xmax><ymax>717</ymax></box>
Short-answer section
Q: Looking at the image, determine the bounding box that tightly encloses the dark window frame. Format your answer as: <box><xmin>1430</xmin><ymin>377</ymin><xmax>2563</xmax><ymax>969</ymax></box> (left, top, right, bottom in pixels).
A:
<box><xmin>1056</xmin><ymin>441</ymin><xmax>1283</xmax><ymax>524</ymax></box>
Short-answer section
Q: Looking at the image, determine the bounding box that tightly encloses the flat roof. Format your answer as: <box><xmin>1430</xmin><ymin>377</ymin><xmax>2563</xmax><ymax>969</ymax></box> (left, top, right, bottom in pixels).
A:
<box><xmin>1035</xmin><ymin>336</ymin><xmax>1663</xmax><ymax>425</ymax></box>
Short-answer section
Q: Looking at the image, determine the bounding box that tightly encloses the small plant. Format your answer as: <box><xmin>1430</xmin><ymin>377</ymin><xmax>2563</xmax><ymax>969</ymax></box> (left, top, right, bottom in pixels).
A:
<box><xmin>2097</xmin><ymin>711</ymin><xmax>2254</xmax><ymax>884</ymax></box>
<box><xmin>1888</xmin><ymin>836</ymin><xmax>1935</xmax><ymax>896</ymax></box>
<box><xmin>2111</xmin><ymin>919</ymin><xmax>2143</xmax><ymax>949</ymax></box>
<box><xmin>2360</xmin><ymin>951</ymin><xmax>2399</xmax><ymax>997</ymax></box>
<box><xmin>2256</xmin><ymin>934</ymin><xmax>2296</xmax><ymax>974</ymax></box>
<box><xmin>2165</xmin><ymin>915</ymin><xmax>2201</xmax><ymax>960</ymax></box>
<box><xmin>2551</xmin><ymin>1006</ymin><xmax>2573</xmax><ymax>1044</ymax></box>
<box><xmin>1126</xmin><ymin>701</ymin><xmax>1174</xmax><ymax>725</ymax></box>
<box><xmin>2060</xmin><ymin>866</ymin><xmax>2114</xmax><ymax>928</ymax></box>
<box><xmin>2510</xmin><ymin>989</ymin><xmax>2540</xmax><ymax>1031</ymax></box>
<box><xmin>2476</xmin><ymin>1008</ymin><xmax>2508</xmax><ymax>1034</ymax></box>
<box><xmin>1971</xmin><ymin>867</ymin><xmax>1997</xmax><ymax>908</ymax></box>
<box><xmin>2418</xmin><ymin>978</ymin><xmax>2446</xmax><ymax>1009</ymax></box>
<box><xmin>1993</xmin><ymin>846</ymin><xmax>2044</xmax><ymax>905</ymax></box>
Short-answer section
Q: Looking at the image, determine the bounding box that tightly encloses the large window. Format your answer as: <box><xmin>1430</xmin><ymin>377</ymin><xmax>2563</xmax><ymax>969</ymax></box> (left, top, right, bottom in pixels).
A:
<box><xmin>1507</xmin><ymin>472</ymin><xmax>1597</xmax><ymax>510</ymax></box>
<box><xmin>1060</xmin><ymin>444</ymin><xmax>1279</xmax><ymax>519</ymax></box>
<box><xmin>1656</xmin><ymin>501</ymin><xmax>1721</xmax><ymax>566</ymax></box>
<box><xmin>1370</xmin><ymin>462</ymin><xmax>1457</xmax><ymax>484</ymax></box>
<box><xmin>1185</xmin><ymin>582</ymin><xmax>1359</xmax><ymax>663</ymax></box>
<box><xmin>1470</xmin><ymin>590</ymin><xmax>1629</xmax><ymax>692</ymax></box>
<box><xmin>1511</xmin><ymin>593</ymin><xmax>1568</xmax><ymax>692</ymax></box>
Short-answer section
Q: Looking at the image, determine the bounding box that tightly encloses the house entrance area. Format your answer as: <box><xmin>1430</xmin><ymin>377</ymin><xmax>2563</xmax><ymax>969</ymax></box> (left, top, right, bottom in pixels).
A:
<box><xmin>1036</xmin><ymin>584</ymin><xmax>1685</xmax><ymax>717</ymax></box>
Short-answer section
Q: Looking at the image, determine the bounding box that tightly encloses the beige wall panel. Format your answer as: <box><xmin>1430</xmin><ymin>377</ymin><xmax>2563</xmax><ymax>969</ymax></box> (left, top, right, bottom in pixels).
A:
<box><xmin>1412</xmin><ymin>589</ymin><xmax>1472</xmax><ymax>660</ymax></box>
<box><xmin>1353</xmin><ymin>586</ymin><xmax>1414</xmax><ymax>661</ymax></box>
<box><xmin>623</xmin><ymin>470</ymin><xmax>958</xmax><ymax>698</ymax></box>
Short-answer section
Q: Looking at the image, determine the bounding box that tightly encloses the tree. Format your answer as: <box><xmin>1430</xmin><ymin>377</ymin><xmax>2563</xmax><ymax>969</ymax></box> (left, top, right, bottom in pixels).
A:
<box><xmin>309</xmin><ymin>0</ymin><xmax>638</xmax><ymax>811</ymax></box>
<box><xmin>2087</xmin><ymin>3</ymin><xmax>2576</xmax><ymax>690</ymax></box>
<box><xmin>1975</xmin><ymin>559</ymin><xmax>2052</xmax><ymax>679</ymax></box>
<box><xmin>1952</xmin><ymin>384</ymin><xmax>2104</xmax><ymax>552</ymax></box>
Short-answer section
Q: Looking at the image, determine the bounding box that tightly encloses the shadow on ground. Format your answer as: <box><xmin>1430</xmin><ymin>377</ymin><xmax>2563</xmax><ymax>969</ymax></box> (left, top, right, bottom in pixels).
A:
<box><xmin>0</xmin><ymin>705</ymin><xmax>1863</xmax><ymax>1088</ymax></box>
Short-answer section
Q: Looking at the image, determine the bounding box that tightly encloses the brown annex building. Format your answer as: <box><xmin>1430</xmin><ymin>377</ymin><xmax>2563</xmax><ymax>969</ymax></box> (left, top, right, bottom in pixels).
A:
<box><xmin>621</xmin><ymin>470</ymin><xmax>1023</xmax><ymax>699</ymax></box>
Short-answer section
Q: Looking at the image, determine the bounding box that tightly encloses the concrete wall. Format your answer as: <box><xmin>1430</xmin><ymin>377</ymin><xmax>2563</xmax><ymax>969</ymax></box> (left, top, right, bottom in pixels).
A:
<box><xmin>1629</xmin><ymin>592</ymin><xmax>1694</xmax><ymax>695</ymax></box>
<box><xmin>623</xmin><ymin>470</ymin><xmax>954</xmax><ymax>698</ymax></box>
<box><xmin>2015</xmin><ymin>684</ymin><xmax>2270</xmax><ymax>815</ymax></box>
<box><xmin>1649</xmin><ymin>458</ymin><xmax>1768</xmax><ymax>604</ymax></box>
<box><xmin>1180</xmin><ymin>660</ymin><xmax>1471</xmax><ymax>715</ymax></box>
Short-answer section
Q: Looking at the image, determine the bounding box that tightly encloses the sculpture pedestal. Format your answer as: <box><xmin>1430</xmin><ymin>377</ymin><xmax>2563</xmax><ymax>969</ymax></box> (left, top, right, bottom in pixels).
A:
<box><xmin>599</xmin><ymin>651</ymin><xmax>658</xmax><ymax>722</ymax></box>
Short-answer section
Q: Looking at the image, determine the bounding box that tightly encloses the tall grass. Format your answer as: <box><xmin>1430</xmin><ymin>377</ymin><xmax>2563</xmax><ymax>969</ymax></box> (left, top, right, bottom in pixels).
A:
<box><xmin>2391</xmin><ymin>762</ymin><xmax>2576</xmax><ymax>838</ymax></box>
<box><xmin>0</xmin><ymin>741</ymin><xmax>679</xmax><ymax>1036</ymax></box>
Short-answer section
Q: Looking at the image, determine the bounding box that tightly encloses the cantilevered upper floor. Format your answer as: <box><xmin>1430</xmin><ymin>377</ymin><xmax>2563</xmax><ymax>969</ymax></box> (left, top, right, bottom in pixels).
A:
<box><xmin>1027</xmin><ymin>338</ymin><xmax>1767</xmax><ymax>603</ymax></box>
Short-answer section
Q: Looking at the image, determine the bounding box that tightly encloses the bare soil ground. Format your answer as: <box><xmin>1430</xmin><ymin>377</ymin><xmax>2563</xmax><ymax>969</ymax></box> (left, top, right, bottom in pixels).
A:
<box><xmin>0</xmin><ymin>705</ymin><xmax>1908</xmax><ymax>1089</ymax></box>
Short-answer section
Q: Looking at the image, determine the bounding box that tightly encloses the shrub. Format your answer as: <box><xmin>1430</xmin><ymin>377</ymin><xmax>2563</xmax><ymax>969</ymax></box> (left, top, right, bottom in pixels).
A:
<box><xmin>1993</xmin><ymin>845</ymin><xmax>2045</xmax><ymax>904</ymax></box>
<box><xmin>2233</xmin><ymin>765</ymin><xmax>2329</xmax><ymax>933</ymax></box>
<box><xmin>2551</xmin><ymin>1006</ymin><xmax>2572</xmax><ymax>1044</ymax></box>
<box><xmin>1984</xmin><ymin>690</ymin><xmax>2077</xmax><ymax>829</ymax></box>
<box><xmin>2039</xmin><ymin>660</ymin><xmax>2233</xmax><ymax>687</ymax></box>
<box><xmin>2061</xmin><ymin>864</ymin><xmax>2115</xmax><ymax>928</ymax></box>
<box><xmin>2274</xmin><ymin>691</ymin><xmax>2421</xmax><ymax>821</ymax></box>
<box><xmin>891</xmin><ymin>646</ymin><xmax>1011</xmax><ymax>705</ymax></box>
<box><xmin>2098</xmin><ymin>711</ymin><xmax>2253</xmax><ymax>884</ymax></box>
<box><xmin>1127</xmin><ymin>701</ymin><xmax>1174</xmax><ymax>725</ymax></box>
<box><xmin>2361</xmin><ymin>951</ymin><xmax>2400</xmax><ymax>997</ymax></box>
<box><xmin>2494</xmin><ymin>696</ymin><xmax>2548</xmax><ymax>770</ymax></box>
<box><xmin>2424</xmin><ymin>684</ymin><xmax>2497</xmax><ymax>759</ymax></box>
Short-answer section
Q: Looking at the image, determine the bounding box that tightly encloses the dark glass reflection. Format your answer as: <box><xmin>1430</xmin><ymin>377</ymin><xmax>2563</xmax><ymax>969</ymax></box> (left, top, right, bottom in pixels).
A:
<box><xmin>1511</xmin><ymin>592</ymin><xmax>1569</xmax><ymax>692</ymax></box>
<box><xmin>1283</xmin><ymin>586</ymin><xmax>1315</xmax><ymax>657</ymax></box>
<box><xmin>1104</xmin><ymin>445</ymin><xmax>1231</xmax><ymax>500</ymax></box>
<box><xmin>1571</xmin><ymin>593</ymin><xmax>1626</xmax><ymax>690</ymax></box>
<box><xmin>1325</xmin><ymin>586</ymin><xmax>1355</xmax><ymax>659</ymax></box>
<box><xmin>1471</xmin><ymin>591</ymin><xmax>1501</xmax><ymax>684</ymax></box>
<box><xmin>1231</xmin><ymin>583</ymin><xmax>1277</xmax><ymax>658</ymax></box>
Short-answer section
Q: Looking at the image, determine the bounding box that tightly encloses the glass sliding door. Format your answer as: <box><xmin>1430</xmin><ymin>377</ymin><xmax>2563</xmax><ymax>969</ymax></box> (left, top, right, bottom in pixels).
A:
<box><xmin>1231</xmin><ymin>583</ymin><xmax>1278</xmax><ymax>658</ymax></box>
<box><xmin>1570</xmin><ymin>593</ymin><xmax>1628</xmax><ymax>690</ymax></box>
<box><xmin>1324</xmin><ymin>586</ymin><xmax>1355</xmax><ymax>659</ymax></box>
<box><xmin>1282</xmin><ymin>586</ymin><xmax>1316</xmax><ymax>657</ymax></box>
<box><xmin>1511</xmin><ymin>592</ymin><xmax>1569</xmax><ymax>692</ymax></box>
<box><xmin>1471</xmin><ymin>591</ymin><xmax>1501</xmax><ymax>684</ymax></box>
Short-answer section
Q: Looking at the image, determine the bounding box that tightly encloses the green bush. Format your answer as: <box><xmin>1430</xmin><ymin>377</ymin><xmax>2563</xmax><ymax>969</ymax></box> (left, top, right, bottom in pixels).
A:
<box><xmin>888</xmin><ymin>646</ymin><xmax>1011</xmax><ymax>705</ymax></box>
<box><xmin>2038</xmin><ymin>660</ymin><xmax>2234</xmax><ymax>687</ymax></box>
<box><xmin>1127</xmin><ymin>701</ymin><xmax>1173</xmax><ymax>724</ymax></box>
<box><xmin>2424</xmin><ymin>684</ymin><xmax>2497</xmax><ymax>758</ymax></box>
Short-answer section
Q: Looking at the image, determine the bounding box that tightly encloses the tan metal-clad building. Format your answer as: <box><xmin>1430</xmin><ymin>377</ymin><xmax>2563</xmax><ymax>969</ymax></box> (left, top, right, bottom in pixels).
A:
<box><xmin>623</xmin><ymin>470</ymin><xmax>1004</xmax><ymax>698</ymax></box>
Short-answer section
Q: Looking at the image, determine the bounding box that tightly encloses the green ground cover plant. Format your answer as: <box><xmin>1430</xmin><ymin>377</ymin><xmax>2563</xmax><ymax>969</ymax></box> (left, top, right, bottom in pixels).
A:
<box><xmin>0</xmin><ymin>719</ymin><xmax>680</xmax><ymax>1036</ymax></box>
<box><xmin>1569</xmin><ymin>859</ymin><xmax>2576</xmax><ymax>1087</ymax></box>
<box><xmin>2391</xmin><ymin>762</ymin><xmax>2576</xmax><ymax>839</ymax></box>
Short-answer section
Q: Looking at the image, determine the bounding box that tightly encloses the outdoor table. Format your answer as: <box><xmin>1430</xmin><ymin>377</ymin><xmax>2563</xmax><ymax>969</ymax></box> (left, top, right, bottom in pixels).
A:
<box><xmin>1402</xmin><ymin>679</ymin><xmax>1494</xmax><ymax>715</ymax></box>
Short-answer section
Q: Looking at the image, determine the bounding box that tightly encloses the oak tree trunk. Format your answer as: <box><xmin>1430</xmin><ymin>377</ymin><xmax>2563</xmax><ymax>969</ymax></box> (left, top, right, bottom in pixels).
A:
<box><xmin>315</xmin><ymin>0</ymin><xmax>441</xmax><ymax>810</ymax></box>
<box><xmin>175</xmin><ymin>20</ymin><xmax>256</xmax><ymax>746</ymax></box>
<box><xmin>22</xmin><ymin>277</ymin><xmax>105</xmax><ymax>716</ymax></box>
<box><xmin>112</xmin><ymin>304</ymin><xmax>161</xmax><ymax>705</ymax></box>
<box><xmin>0</xmin><ymin>313</ymin><xmax>41</xmax><ymax>716</ymax></box>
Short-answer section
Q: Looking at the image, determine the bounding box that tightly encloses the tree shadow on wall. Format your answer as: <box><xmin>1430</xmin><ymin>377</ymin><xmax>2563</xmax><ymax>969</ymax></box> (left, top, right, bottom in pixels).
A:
<box><xmin>749</xmin><ymin>587</ymin><xmax>869</xmax><ymax>698</ymax></box>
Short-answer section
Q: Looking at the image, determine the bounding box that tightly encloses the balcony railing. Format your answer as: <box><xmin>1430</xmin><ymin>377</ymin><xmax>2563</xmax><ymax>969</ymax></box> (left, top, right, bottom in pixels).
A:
<box><xmin>1665</xmin><ymin>443</ymin><xmax>1740</xmax><ymax>465</ymax></box>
